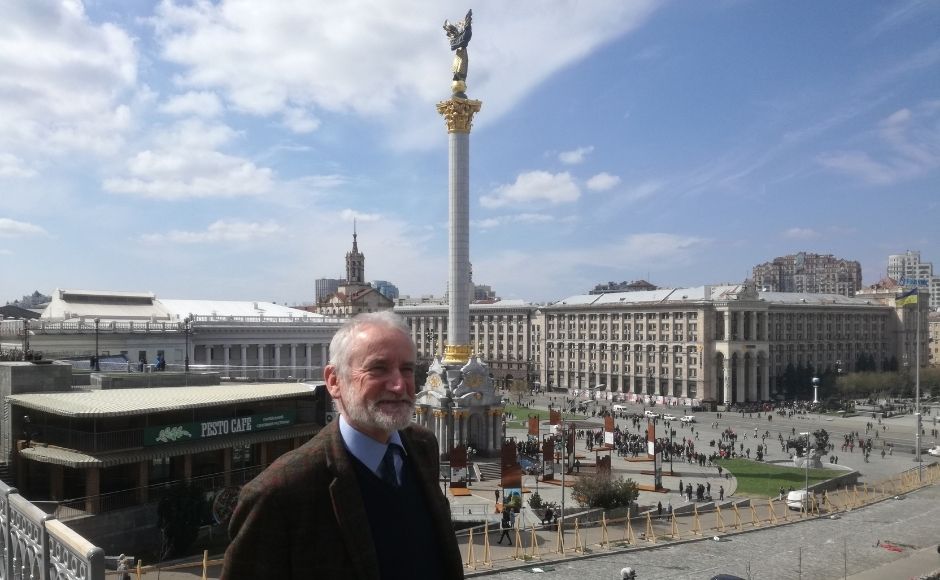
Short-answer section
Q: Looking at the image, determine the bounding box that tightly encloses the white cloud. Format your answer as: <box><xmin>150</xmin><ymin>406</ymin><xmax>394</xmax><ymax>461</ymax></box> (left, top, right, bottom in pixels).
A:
<box><xmin>481</xmin><ymin>171</ymin><xmax>580</xmax><ymax>208</ymax></box>
<box><xmin>586</xmin><ymin>172</ymin><xmax>621</xmax><ymax>191</ymax></box>
<box><xmin>473</xmin><ymin>213</ymin><xmax>557</xmax><ymax>229</ymax></box>
<box><xmin>159</xmin><ymin>91</ymin><xmax>223</xmax><ymax>117</ymax></box>
<box><xmin>0</xmin><ymin>1</ymin><xmax>137</xmax><ymax>156</ymax></box>
<box><xmin>817</xmin><ymin>103</ymin><xmax>940</xmax><ymax>185</ymax></box>
<box><xmin>103</xmin><ymin>119</ymin><xmax>275</xmax><ymax>199</ymax></box>
<box><xmin>150</xmin><ymin>1</ymin><xmax>661</xmax><ymax>148</ymax></box>
<box><xmin>0</xmin><ymin>153</ymin><xmax>36</xmax><ymax>178</ymax></box>
<box><xmin>340</xmin><ymin>209</ymin><xmax>381</xmax><ymax>222</ymax></box>
<box><xmin>141</xmin><ymin>219</ymin><xmax>281</xmax><ymax>244</ymax></box>
<box><xmin>282</xmin><ymin>107</ymin><xmax>321</xmax><ymax>134</ymax></box>
<box><xmin>782</xmin><ymin>227</ymin><xmax>820</xmax><ymax>240</ymax></box>
<box><xmin>0</xmin><ymin>218</ymin><xmax>47</xmax><ymax>238</ymax></box>
<box><xmin>559</xmin><ymin>146</ymin><xmax>594</xmax><ymax>165</ymax></box>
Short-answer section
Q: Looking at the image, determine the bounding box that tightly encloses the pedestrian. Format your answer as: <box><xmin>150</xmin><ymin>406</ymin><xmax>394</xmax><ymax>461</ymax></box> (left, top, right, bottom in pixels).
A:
<box><xmin>117</xmin><ymin>555</ymin><xmax>130</xmax><ymax>580</ymax></box>
<box><xmin>719</xmin><ymin>485</ymin><xmax>724</xmax><ymax>501</ymax></box>
<box><xmin>497</xmin><ymin>509</ymin><xmax>514</xmax><ymax>545</ymax></box>
<box><xmin>221</xmin><ymin>312</ymin><xmax>463</xmax><ymax>579</ymax></box>
<box><xmin>657</xmin><ymin>501</ymin><xmax>663</xmax><ymax>518</ymax></box>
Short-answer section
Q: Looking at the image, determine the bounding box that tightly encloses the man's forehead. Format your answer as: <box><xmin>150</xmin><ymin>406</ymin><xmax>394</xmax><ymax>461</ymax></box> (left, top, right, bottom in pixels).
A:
<box><xmin>349</xmin><ymin>326</ymin><xmax>415</xmax><ymax>360</ymax></box>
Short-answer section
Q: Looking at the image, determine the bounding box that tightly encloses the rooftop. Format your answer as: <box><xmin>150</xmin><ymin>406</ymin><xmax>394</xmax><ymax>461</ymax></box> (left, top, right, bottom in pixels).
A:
<box><xmin>7</xmin><ymin>382</ymin><xmax>323</xmax><ymax>418</ymax></box>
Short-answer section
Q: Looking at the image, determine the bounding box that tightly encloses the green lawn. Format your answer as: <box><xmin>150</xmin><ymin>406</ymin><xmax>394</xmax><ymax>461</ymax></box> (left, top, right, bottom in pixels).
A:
<box><xmin>715</xmin><ymin>458</ymin><xmax>834</xmax><ymax>498</ymax></box>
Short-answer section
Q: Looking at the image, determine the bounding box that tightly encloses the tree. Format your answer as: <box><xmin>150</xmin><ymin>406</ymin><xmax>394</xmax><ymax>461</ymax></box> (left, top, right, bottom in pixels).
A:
<box><xmin>572</xmin><ymin>473</ymin><xmax>638</xmax><ymax>510</ymax></box>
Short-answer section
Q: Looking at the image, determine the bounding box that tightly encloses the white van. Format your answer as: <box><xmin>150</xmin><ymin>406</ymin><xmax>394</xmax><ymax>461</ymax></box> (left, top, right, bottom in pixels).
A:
<box><xmin>786</xmin><ymin>490</ymin><xmax>815</xmax><ymax>510</ymax></box>
<box><xmin>612</xmin><ymin>404</ymin><xmax>628</xmax><ymax>412</ymax></box>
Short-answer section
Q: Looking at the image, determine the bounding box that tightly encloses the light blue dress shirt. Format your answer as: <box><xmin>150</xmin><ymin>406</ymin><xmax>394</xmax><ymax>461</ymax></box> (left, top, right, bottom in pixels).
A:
<box><xmin>338</xmin><ymin>415</ymin><xmax>405</xmax><ymax>484</ymax></box>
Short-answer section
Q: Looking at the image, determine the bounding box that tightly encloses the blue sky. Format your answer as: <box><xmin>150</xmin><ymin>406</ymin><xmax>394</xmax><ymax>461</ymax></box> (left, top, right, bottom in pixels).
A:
<box><xmin>2</xmin><ymin>0</ymin><xmax>939</xmax><ymax>305</ymax></box>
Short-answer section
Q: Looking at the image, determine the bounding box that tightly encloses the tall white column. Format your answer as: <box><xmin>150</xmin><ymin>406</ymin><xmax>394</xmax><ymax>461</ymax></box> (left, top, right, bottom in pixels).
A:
<box><xmin>305</xmin><ymin>344</ymin><xmax>313</xmax><ymax>378</ymax></box>
<box><xmin>241</xmin><ymin>345</ymin><xmax>248</xmax><ymax>378</ymax></box>
<box><xmin>437</xmin><ymin>96</ymin><xmax>481</xmax><ymax>365</ymax></box>
<box><xmin>290</xmin><ymin>344</ymin><xmax>297</xmax><ymax>378</ymax></box>
<box><xmin>257</xmin><ymin>345</ymin><xmax>265</xmax><ymax>380</ymax></box>
<box><xmin>223</xmin><ymin>346</ymin><xmax>230</xmax><ymax>375</ymax></box>
<box><xmin>321</xmin><ymin>344</ymin><xmax>328</xmax><ymax>367</ymax></box>
<box><xmin>274</xmin><ymin>344</ymin><xmax>281</xmax><ymax>379</ymax></box>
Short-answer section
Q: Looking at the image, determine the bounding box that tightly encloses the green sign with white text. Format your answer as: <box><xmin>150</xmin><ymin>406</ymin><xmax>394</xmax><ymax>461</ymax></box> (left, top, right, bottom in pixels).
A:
<box><xmin>144</xmin><ymin>410</ymin><xmax>296</xmax><ymax>446</ymax></box>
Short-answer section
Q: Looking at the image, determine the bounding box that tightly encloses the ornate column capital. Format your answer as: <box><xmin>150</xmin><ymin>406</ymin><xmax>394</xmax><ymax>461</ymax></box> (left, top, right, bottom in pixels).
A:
<box><xmin>436</xmin><ymin>97</ymin><xmax>482</xmax><ymax>133</ymax></box>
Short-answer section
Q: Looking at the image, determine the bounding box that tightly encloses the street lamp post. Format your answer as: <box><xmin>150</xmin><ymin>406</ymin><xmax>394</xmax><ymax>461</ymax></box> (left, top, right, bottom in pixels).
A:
<box><xmin>811</xmin><ymin>376</ymin><xmax>819</xmax><ymax>404</ymax></box>
<box><xmin>184</xmin><ymin>315</ymin><xmax>192</xmax><ymax>372</ymax></box>
<box><xmin>93</xmin><ymin>318</ymin><xmax>100</xmax><ymax>371</ymax></box>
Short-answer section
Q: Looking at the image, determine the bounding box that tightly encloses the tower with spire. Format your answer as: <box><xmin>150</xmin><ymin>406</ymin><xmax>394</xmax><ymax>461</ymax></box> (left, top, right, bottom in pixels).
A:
<box><xmin>313</xmin><ymin>221</ymin><xmax>394</xmax><ymax>317</ymax></box>
<box><xmin>345</xmin><ymin>219</ymin><xmax>365</xmax><ymax>285</ymax></box>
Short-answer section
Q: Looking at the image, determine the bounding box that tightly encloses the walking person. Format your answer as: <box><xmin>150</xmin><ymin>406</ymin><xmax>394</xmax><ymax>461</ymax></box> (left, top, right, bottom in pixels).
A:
<box><xmin>497</xmin><ymin>509</ymin><xmax>514</xmax><ymax>545</ymax></box>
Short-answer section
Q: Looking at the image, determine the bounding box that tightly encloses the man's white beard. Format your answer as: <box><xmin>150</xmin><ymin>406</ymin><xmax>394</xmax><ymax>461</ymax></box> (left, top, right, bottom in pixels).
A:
<box><xmin>343</xmin><ymin>393</ymin><xmax>416</xmax><ymax>434</ymax></box>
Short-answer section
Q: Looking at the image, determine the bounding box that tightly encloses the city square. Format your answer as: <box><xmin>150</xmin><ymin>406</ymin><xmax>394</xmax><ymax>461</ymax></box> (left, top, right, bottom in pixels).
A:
<box><xmin>2</xmin><ymin>2</ymin><xmax>940</xmax><ymax>580</ymax></box>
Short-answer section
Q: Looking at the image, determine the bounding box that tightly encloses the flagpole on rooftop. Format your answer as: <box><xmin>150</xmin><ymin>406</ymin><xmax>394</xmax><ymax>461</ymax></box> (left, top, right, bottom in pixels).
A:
<box><xmin>915</xmin><ymin>289</ymin><xmax>922</xmax><ymax>480</ymax></box>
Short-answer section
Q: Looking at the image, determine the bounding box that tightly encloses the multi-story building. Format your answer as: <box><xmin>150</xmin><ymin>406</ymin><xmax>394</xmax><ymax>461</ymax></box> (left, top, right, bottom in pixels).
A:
<box><xmin>0</xmin><ymin>289</ymin><xmax>341</xmax><ymax>379</ymax></box>
<box><xmin>314</xmin><ymin>278</ymin><xmax>344</xmax><ymax>303</ymax></box>
<box><xmin>372</xmin><ymin>280</ymin><xmax>400</xmax><ymax>301</ymax></box>
<box><xmin>396</xmin><ymin>301</ymin><xmax>539</xmax><ymax>388</ymax></box>
<box><xmin>752</xmin><ymin>252</ymin><xmax>862</xmax><ymax>296</ymax></box>
<box><xmin>540</xmin><ymin>282</ymin><xmax>926</xmax><ymax>405</ymax></box>
<box><xmin>888</xmin><ymin>250</ymin><xmax>940</xmax><ymax>311</ymax></box>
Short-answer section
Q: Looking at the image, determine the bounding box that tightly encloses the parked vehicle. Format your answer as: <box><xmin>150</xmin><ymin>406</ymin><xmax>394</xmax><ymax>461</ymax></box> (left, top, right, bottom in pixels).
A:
<box><xmin>927</xmin><ymin>445</ymin><xmax>940</xmax><ymax>457</ymax></box>
<box><xmin>662</xmin><ymin>414</ymin><xmax>677</xmax><ymax>422</ymax></box>
<box><xmin>786</xmin><ymin>489</ymin><xmax>816</xmax><ymax>511</ymax></box>
<box><xmin>643</xmin><ymin>410</ymin><xmax>659</xmax><ymax>418</ymax></box>
<box><xmin>680</xmin><ymin>415</ymin><xmax>696</xmax><ymax>423</ymax></box>
<box><xmin>612</xmin><ymin>404</ymin><xmax>629</xmax><ymax>412</ymax></box>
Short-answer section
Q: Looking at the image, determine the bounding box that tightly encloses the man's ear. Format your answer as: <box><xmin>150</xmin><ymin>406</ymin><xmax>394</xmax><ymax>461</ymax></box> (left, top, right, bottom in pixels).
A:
<box><xmin>325</xmin><ymin>365</ymin><xmax>342</xmax><ymax>400</ymax></box>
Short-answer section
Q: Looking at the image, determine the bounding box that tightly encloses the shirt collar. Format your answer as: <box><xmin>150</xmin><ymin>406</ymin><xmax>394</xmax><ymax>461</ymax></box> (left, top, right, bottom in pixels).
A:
<box><xmin>338</xmin><ymin>415</ymin><xmax>405</xmax><ymax>474</ymax></box>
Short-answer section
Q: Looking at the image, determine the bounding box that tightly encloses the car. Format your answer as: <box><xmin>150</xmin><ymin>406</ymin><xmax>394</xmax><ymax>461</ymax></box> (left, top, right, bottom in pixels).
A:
<box><xmin>927</xmin><ymin>445</ymin><xmax>940</xmax><ymax>457</ymax></box>
<box><xmin>643</xmin><ymin>410</ymin><xmax>659</xmax><ymax>418</ymax></box>
<box><xmin>680</xmin><ymin>415</ymin><xmax>696</xmax><ymax>424</ymax></box>
<box><xmin>612</xmin><ymin>404</ymin><xmax>629</xmax><ymax>412</ymax></box>
<box><xmin>786</xmin><ymin>489</ymin><xmax>817</xmax><ymax>511</ymax></box>
<box><xmin>662</xmin><ymin>414</ymin><xmax>677</xmax><ymax>422</ymax></box>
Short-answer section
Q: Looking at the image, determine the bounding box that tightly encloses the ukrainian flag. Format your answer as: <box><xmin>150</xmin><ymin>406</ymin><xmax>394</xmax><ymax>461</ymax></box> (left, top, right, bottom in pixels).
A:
<box><xmin>896</xmin><ymin>288</ymin><xmax>918</xmax><ymax>307</ymax></box>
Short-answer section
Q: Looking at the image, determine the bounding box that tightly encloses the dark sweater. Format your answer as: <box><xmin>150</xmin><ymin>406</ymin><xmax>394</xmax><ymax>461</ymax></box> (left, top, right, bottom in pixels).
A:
<box><xmin>351</xmin><ymin>454</ymin><xmax>446</xmax><ymax>580</ymax></box>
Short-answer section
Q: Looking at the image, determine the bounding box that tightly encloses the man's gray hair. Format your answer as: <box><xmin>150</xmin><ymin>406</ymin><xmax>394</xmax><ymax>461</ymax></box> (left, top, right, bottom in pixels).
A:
<box><xmin>329</xmin><ymin>311</ymin><xmax>414</xmax><ymax>380</ymax></box>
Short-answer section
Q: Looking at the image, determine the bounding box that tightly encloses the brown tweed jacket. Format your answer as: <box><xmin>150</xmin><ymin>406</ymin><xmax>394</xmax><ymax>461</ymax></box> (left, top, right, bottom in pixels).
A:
<box><xmin>220</xmin><ymin>421</ymin><xmax>464</xmax><ymax>580</ymax></box>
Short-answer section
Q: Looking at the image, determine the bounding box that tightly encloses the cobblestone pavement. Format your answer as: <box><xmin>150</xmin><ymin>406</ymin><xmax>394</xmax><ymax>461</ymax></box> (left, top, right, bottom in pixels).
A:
<box><xmin>475</xmin><ymin>482</ymin><xmax>940</xmax><ymax>580</ymax></box>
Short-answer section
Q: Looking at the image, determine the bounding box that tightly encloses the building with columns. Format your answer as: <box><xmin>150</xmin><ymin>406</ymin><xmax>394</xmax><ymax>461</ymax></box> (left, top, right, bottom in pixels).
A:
<box><xmin>396</xmin><ymin>300</ymin><xmax>540</xmax><ymax>388</ymax></box>
<box><xmin>541</xmin><ymin>282</ymin><xmax>928</xmax><ymax>405</ymax></box>
<box><xmin>0</xmin><ymin>289</ymin><xmax>342</xmax><ymax>380</ymax></box>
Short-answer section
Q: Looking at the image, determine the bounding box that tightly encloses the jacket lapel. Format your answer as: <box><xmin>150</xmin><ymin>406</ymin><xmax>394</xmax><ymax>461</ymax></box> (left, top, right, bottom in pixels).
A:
<box><xmin>325</xmin><ymin>423</ymin><xmax>381</xmax><ymax>580</ymax></box>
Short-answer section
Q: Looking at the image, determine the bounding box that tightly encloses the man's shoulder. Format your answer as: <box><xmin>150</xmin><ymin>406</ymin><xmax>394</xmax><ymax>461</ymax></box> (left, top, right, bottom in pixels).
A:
<box><xmin>244</xmin><ymin>424</ymin><xmax>339</xmax><ymax>493</ymax></box>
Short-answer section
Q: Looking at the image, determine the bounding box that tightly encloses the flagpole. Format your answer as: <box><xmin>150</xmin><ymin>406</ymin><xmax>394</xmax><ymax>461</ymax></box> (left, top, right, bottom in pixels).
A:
<box><xmin>915</xmin><ymin>291</ymin><xmax>922</xmax><ymax>480</ymax></box>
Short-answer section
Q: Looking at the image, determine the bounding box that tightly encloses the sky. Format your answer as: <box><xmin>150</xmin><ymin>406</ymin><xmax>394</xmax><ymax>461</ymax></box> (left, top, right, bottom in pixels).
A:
<box><xmin>2</xmin><ymin>1</ymin><xmax>939</xmax><ymax>306</ymax></box>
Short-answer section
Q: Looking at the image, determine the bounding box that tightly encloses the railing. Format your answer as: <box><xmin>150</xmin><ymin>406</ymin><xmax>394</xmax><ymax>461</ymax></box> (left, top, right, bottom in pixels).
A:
<box><xmin>54</xmin><ymin>465</ymin><xmax>266</xmax><ymax>521</ymax></box>
<box><xmin>1</xmin><ymin>480</ymin><xmax>104</xmax><ymax>580</ymax></box>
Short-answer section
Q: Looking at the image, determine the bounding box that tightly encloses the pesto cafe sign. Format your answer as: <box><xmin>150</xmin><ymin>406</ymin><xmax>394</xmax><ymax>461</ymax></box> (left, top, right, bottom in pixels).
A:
<box><xmin>144</xmin><ymin>411</ymin><xmax>295</xmax><ymax>446</ymax></box>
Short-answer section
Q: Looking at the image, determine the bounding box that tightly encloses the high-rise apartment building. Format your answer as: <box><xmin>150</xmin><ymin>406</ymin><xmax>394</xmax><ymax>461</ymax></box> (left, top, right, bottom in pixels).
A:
<box><xmin>752</xmin><ymin>252</ymin><xmax>862</xmax><ymax>296</ymax></box>
<box><xmin>314</xmin><ymin>278</ymin><xmax>344</xmax><ymax>303</ymax></box>
<box><xmin>888</xmin><ymin>250</ymin><xmax>940</xmax><ymax>311</ymax></box>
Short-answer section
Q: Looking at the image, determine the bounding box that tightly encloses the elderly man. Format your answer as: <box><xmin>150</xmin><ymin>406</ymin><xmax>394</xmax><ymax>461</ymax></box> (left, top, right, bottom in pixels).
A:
<box><xmin>221</xmin><ymin>312</ymin><xmax>463</xmax><ymax>579</ymax></box>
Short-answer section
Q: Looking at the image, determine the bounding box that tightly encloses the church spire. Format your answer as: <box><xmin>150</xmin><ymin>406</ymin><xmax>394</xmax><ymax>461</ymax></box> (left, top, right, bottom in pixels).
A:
<box><xmin>346</xmin><ymin>220</ymin><xmax>365</xmax><ymax>285</ymax></box>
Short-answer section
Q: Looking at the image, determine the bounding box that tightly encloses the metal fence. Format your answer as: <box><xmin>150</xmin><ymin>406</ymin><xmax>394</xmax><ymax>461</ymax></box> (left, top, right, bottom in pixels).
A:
<box><xmin>0</xmin><ymin>480</ymin><xmax>103</xmax><ymax>580</ymax></box>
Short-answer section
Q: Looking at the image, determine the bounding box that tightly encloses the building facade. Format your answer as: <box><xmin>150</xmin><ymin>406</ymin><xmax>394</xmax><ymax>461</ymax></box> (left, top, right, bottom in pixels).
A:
<box><xmin>0</xmin><ymin>289</ymin><xmax>341</xmax><ymax>379</ymax></box>
<box><xmin>396</xmin><ymin>301</ymin><xmax>539</xmax><ymax>388</ymax></box>
<box><xmin>540</xmin><ymin>283</ymin><xmax>927</xmax><ymax>405</ymax></box>
<box><xmin>888</xmin><ymin>250</ymin><xmax>940</xmax><ymax>311</ymax></box>
<box><xmin>752</xmin><ymin>252</ymin><xmax>862</xmax><ymax>297</ymax></box>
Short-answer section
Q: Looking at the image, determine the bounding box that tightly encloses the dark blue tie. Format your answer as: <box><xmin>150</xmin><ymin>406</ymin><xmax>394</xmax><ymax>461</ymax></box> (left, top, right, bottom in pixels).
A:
<box><xmin>379</xmin><ymin>444</ymin><xmax>401</xmax><ymax>487</ymax></box>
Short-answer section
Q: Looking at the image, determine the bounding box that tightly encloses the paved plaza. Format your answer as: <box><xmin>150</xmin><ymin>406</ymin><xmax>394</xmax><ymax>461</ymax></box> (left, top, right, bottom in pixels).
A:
<box><xmin>135</xmin><ymin>398</ymin><xmax>940</xmax><ymax>579</ymax></box>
